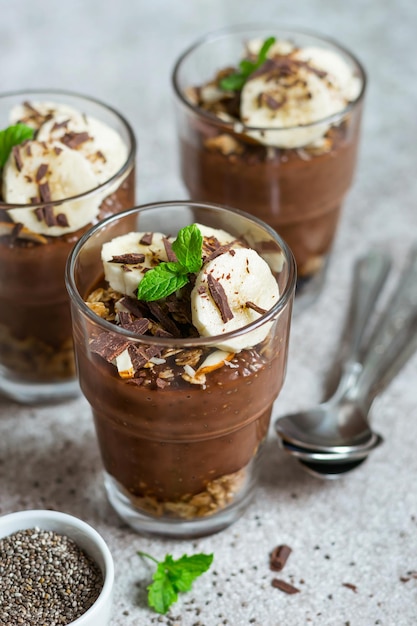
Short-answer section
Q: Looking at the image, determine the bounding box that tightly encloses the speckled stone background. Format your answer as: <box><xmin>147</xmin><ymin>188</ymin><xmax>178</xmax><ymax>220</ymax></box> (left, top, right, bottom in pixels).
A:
<box><xmin>1</xmin><ymin>1</ymin><xmax>417</xmax><ymax>625</ymax></box>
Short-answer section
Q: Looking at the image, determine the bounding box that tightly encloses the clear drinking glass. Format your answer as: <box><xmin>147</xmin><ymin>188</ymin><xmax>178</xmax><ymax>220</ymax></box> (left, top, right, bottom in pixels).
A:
<box><xmin>0</xmin><ymin>90</ymin><xmax>136</xmax><ymax>403</ymax></box>
<box><xmin>66</xmin><ymin>201</ymin><xmax>296</xmax><ymax>538</ymax></box>
<box><xmin>172</xmin><ymin>26</ymin><xmax>366</xmax><ymax>311</ymax></box>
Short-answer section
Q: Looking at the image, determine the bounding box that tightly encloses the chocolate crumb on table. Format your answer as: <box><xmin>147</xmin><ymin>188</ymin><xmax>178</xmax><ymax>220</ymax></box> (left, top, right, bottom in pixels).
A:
<box><xmin>269</xmin><ymin>544</ymin><xmax>293</xmax><ymax>571</ymax></box>
<box><xmin>271</xmin><ymin>578</ymin><xmax>300</xmax><ymax>594</ymax></box>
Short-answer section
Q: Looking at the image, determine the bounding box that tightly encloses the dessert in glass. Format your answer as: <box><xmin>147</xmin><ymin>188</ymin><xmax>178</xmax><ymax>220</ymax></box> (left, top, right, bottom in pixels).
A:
<box><xmin>0</xmin><ymin>90</ymin><xmax>136</xmax><ymax>403</ymax></box>
<box><xmin>172</xmin><ymin>26</ymin><xmax>366</xmax><ymax>311</ymax></box>
<box><xmin>66</xmin><ymin>201</ymin><xmax>295</xmax><ymax>537</ymax></box>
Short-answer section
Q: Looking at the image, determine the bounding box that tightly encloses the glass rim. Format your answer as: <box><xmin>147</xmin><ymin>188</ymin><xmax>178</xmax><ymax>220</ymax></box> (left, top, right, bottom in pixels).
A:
<box><xmin>0</xmin><ymin>88</ymin><xmax>137</xmax><ymax>210</ymax></box>
<box><xmin>172</xmin><ymin>23</ymin><xmax>367</xmax><ymax>133</ymax></box>
<box><xmin>65</xmin><ymin>200</ymin><xmax>297</xmax><ymax>348</ymax></box>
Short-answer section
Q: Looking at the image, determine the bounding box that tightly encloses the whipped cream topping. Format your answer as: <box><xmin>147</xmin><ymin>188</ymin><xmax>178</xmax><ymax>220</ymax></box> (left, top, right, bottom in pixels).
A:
<box><xmin>240</xmin><ymin>39</ymin><xmax>362</xmax><ymax>148</ymax></box>
<box><xmin>3</xmin><ymin>101</ymin><xmax>128</xmax><ymax>236</ymax></box>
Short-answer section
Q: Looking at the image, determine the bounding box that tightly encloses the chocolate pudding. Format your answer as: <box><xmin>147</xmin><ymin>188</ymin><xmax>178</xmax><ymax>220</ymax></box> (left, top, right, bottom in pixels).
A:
<box><xmin>173</xmin><ymin>27</ymin><xmax>366</xmax><ymax>303</ymax></box>
<box><xmin>67</xmin><ymin>203</ymin><xmax>295</xmax><ymax>534</ymax></box>
<box><xmin>0</xmin><ymin>93</ymin><xmax>135</xmax><ymax>397</ymax></box>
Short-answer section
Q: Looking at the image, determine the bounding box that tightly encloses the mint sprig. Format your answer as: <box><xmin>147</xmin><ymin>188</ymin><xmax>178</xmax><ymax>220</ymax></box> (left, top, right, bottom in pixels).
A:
<box><xmin>0</xmin><ymin>123</ymin><xmax>34</xmax><ymax>168</ymax></box>
<box><xmin>138</xmin><ymin>551</ymin><xmax>214</xmax><ymax>614</ymax></box>
<box><xmin>137</xmin><ymin>224</ymin><xmax>203</xmax><ymax>302</ymax></box>
<box><xmin>219</xmin><ymin>36</ymin><xmax>276</xmax><ymax>91</ymax></box>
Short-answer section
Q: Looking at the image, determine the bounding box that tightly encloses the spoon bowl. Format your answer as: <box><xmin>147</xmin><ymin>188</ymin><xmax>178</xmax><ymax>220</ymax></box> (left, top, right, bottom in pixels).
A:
<box><xmin>298</xmin><ymin>457</ymin><xmax>367</xmax><ymax>479</ymax></box>
<box><xmin>278</xmin><ymin>431</ymin><xmax>384</xmax><ymax>462</ymax></box>
<box><xmin>275</xmin><ymin>399</ymin><xmax>374</xmax><ymax>452</ymax></box>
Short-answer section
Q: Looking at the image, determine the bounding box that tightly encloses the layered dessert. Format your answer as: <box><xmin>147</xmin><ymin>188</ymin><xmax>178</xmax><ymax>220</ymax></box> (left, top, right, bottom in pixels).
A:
<box><xmin>75</xmin><ymin>222</ymin><xmax>292</xmax><ymax>522</ymax></box>
<box><xmin>0</xmin><ymin>96</ymin><xmax>135</xmax><ymax>389</ymax></box>
<box><xmin>173</xmin><ymin>30</ymin><xmax>365</xmax><ymax>295</ymax></box>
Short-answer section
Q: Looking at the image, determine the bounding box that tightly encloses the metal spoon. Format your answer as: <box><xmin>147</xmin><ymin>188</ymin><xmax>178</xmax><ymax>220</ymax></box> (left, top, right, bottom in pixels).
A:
<box><xmin>276</xmin><ymin>246</ymin><xmax>417</xmax><ymax>475</ymax></box>
<box><xmin>276</xmin><ymin>250</ymin><xmax>391</xmax><ymax>452</ymax></box>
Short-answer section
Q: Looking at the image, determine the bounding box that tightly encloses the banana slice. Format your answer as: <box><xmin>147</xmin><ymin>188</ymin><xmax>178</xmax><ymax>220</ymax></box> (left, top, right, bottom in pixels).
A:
<box><xmin>101</xmin><ymin>232</ymin><xmax>169</xmax><ymax>297</ymax></box>
<box><xmin>240</xmin><ymin>47</ymin><xmax>355</xmax><ymax>148</ymax></box>
<box><xmin>10</xmin><ymin>101</ymin><xmax>81</xmax><ymax>130</ymax></box>
<box><xmin>4</xmin><ymin>140</ymin><xmax>100</xmax><ymax>236</ymax></box>
<box><xmin>196</xmin><ymin>223</ymin><xmax>236</xmax><ymax>245</ymax></box>
<box><xmin>241</xmin><ymin>68</ymin><xmax>341</xmax><ymax>148</ymax></box>
<box><xmin>293</xmin><ymin>47</ymin><xmax>361</xmax><ymax>102</ymax></box>
<box><xmin>37</xmin><ymin>110</ymin><xmax>128</xmax><ymax>185</ymax></box>
<box><xmin>191</xmin><ymin>247</ymin><xmax>279</xmax><ymax>352</ymax></box>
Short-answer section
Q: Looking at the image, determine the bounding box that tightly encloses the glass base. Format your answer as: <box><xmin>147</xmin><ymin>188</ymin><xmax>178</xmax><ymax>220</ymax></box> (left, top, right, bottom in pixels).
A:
<box><xmin>0</xmin><ymin>370</ymin><xmax>80</xmax><ymax>405</ymax></box>
<box><xmin>104</xmin><ymin>471</ymin><xmax>254</xmax><ymax>538</ymax></box>
<box><xmin>293</xmin><ymin>255</ymin><xmax>329</xmax><ymax>315</ymax></box>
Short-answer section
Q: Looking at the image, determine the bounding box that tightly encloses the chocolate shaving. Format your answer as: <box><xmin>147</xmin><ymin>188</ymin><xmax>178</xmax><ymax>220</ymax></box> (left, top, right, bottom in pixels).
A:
<box><xmin>23</xmin><ymin>101</ymin><xmax>42</xmax><ymax>117</ymax></box>
<box><xmin>204</xmin><ymin>240</ymin><xmax>239</xmax><ymax>263</ymax></box>
<box><xmin>54</xmin><ymin>146</ymin><xmax>63</xmax><ymax>155</ymax></box>
<box><xmin>12</xmin><ymin>146</ymin><xmax>23</xmax><ymax>172</ymax></box>
<box><xmin>119</xmin><ymin>296</ymin><xmax>150</xmax><ymax>319</ymax></box>
<box><xmin>246</xmin><ymin>301</ymin><xmax>268</xmax><ymax>315</ymax></box>
<box><xmin>147</xmin><ymin>301</ymin><xmax>182</xmax><ymax>337</ymax></box>
<box><xmin>56</xmin><ymin>213</ymin><xmax>69</xmax><ymax>227</ymax></box>
<box><xmin>258</xmin><ymin>92</ymin><xmax>286</xmax><ymax>110</ymax></box>
<box><xmin>25</xmin><ymin>144</ymin><xmax>32</xmax><ymax>156</ymax></box>
<box><xmin>34</xmin><ymin>207</ymin><xmax>44</xmax><ymax>222</ymax></box>
<box><xmin>207</xmin><ymin>274</ymin><xmax>234</xmax><ymax>323</ymax></box>
<box><xmin>165</xmin><ymin>292</ymin><xmax>193</xmax><ymax>324</ymax></box>
<box><xmin>139</xmin><ymin>232</ymin><xmax>153</xmax><ymax>245</ymax></box>
<box><xmin>118</xmin><ymin>311</ymin><xmax>150</xmax><ymax>335</ymax></box>
<box><xmin>153</xmin><ymin>327</ymin><xmax>174</xmax><ymax>338</ymax></box>
<box><xmin>128</xmin><ymin>343</ymin><xmax>162</xmax><ymax>371</ymax></box>
<box><xmin>156</xmin><ymin>377</ymin><xmax>169</xmax><ymax>389</ymax></box>
<box><xmin>38</xmin><ymin>181</ymin><xmax>51</xmax><ymax>203</ymax></box>
<box><xmin>60</xmin><ymin>131</ymin><xmax>91</xmax><ymax>149</ymax></box>
<box><xmin>90</xmin><ymin>333</ymin><xmax>130</xmax><ymax>362</ymax></box>
<box><xmin>43</xmin><ymin>206</ymin><xmax>58</xmax><ymax>227</ymax></box>
<box><xmin>10</xmin><ymin>222</ymin><xmax>24</xmax><ymax>243</ymax></box>
<box><xmin>342</xmin><ymin>583</ymin><xmax>358</xmax><ymax>593</ymax></box>
<box><xmin>109</xmin><ymin>253</ymin><xmax>146</xmax><ymax>264</ymax></box>
<box><xmin>35</xmin><ymin>163</ymin><xmax>49</xmax><ymax>182</ymax></box>
<box><xmin>271</xmin><ymin>579</ymin><xmax>300</xmax><ymax>594</ymax></box>
<box><xmin>163</xmin><ymin>237</ymin><xmax>178</xmax><ymax>262</ymax></box>
<box><xmin>52</xmin><ymin>119</ymin><xmax>70</xmax><ymax>131</ymax></box>
<box><xmin>270</xmin><ymin>545</ymin><xmax>292</xmax><ymax>572</ymax></box>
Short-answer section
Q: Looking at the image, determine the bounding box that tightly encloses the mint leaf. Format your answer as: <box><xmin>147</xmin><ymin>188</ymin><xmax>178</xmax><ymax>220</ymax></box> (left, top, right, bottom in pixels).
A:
<box><xmin>0</xmin><ymin>123</ymin><xmax>34</xmax><ymax>168</ymax></box>
<box><xmin>148</xmin><ymin>564</ymin><xmax>178</xmax><ymax>614</ymax></box>
<box><xmin>136</xmin><ymin>224</ymin><xmax>203</xmax><ymax>302</ymax></box>
<box><xmin>138</xmin><ymin>551</ymin><xmax>214</xmax><ymax>614</ymax></box>
<box><xmin>162</xmin><ymin>554</ymin><xmax>214</xmax><ymax>593</ymax></box>
<box><xmin>171</xmin><ymin>223</ymin><xmax>203</xmax><ymax>274</ymax></box>
<box><xmin>258</xmin><ymin>36</ymin><xmax>276</xmax><ymax>66</ymax></box>
<box><xmin>137</xmin><ymin>263</ymin><xmax>189</xmax><ymax>301</ymax></box>
<box><xmin>219</xmin><ymin>36</ymin><xmax>276</xmax><ymax>91</ymax></box>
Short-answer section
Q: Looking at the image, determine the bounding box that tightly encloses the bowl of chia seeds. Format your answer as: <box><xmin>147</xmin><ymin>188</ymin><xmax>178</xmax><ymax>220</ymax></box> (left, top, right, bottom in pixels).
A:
<box><xmin>0</xmin><ymin>509</ymin><xmax>114</xmax><ymax>626</ymax></box>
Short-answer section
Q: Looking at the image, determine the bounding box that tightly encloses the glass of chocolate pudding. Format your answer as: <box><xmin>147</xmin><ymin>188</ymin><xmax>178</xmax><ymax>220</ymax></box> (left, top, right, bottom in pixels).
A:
<box><xmin>0</xmin><ymin>90</ymin><xmax>136</xmax><ymax>403</ymax></box>
<box><xmin>172</xmin><ymin>26</ymin><xmax>366</xmax><ymax>311</ymax></box>
<box><xmin>66</xmin><ymin>201</ymin><xmax>295</xmax><ymax>537</ymax></box>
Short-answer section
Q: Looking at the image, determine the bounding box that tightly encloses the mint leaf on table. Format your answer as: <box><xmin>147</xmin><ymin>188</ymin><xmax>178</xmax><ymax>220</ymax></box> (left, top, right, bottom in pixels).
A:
<box><xmin>137</xmin><ymin>224</ymin><xmax>203</xmax><ymax>302</ymax></box>
<box><xmin>138</xmin><ymin>551</ymin><xmax>214</xmax><ymax>614</ymax></box>
<box><xmin>219</xmin><ymin>36</ymin><xmax>276</xmax><ymax>91</ymax></box>
<box><xmin>0</xmin><ymin>123</ymin><xmax>34</xmax><ymax>168</ymax></box>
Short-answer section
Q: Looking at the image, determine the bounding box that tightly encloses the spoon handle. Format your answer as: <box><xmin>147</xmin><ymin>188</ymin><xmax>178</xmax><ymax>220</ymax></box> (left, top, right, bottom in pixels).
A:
<box><xmin>344</xmin><ymin>250</ymin><xmax>391</xmax><ymax>363</ymax></box>
<box><xmin>350</xmin><ymin>245</ymin><xmax>417</xmax><ymax>403</ymax></box>
<box><xmin>331</xmin><ymin>250</ymin><xmax>391</xmax><ymax>399</ymax></box>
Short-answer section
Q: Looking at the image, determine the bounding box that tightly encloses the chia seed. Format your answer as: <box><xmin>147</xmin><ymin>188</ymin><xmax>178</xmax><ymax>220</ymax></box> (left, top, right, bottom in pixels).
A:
<box><xmin>0</xmin><ymin>527</ymin><xmax>104</xmax><ymax>625</ymax></box>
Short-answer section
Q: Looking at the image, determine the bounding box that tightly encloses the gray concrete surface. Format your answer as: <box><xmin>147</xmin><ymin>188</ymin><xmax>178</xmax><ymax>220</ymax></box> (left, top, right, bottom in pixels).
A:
<box><xmin>1</xmin><ymin>1</ymin><xmax>417</xmax><ymax>624</ymax></box>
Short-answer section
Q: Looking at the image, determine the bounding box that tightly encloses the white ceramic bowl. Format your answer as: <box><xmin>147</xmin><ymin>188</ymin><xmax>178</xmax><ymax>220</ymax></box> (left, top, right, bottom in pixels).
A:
<box><xmin>0</xmin><ymin>509</ymin><xmax>114</xmax><ymax>625</ymax></box>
